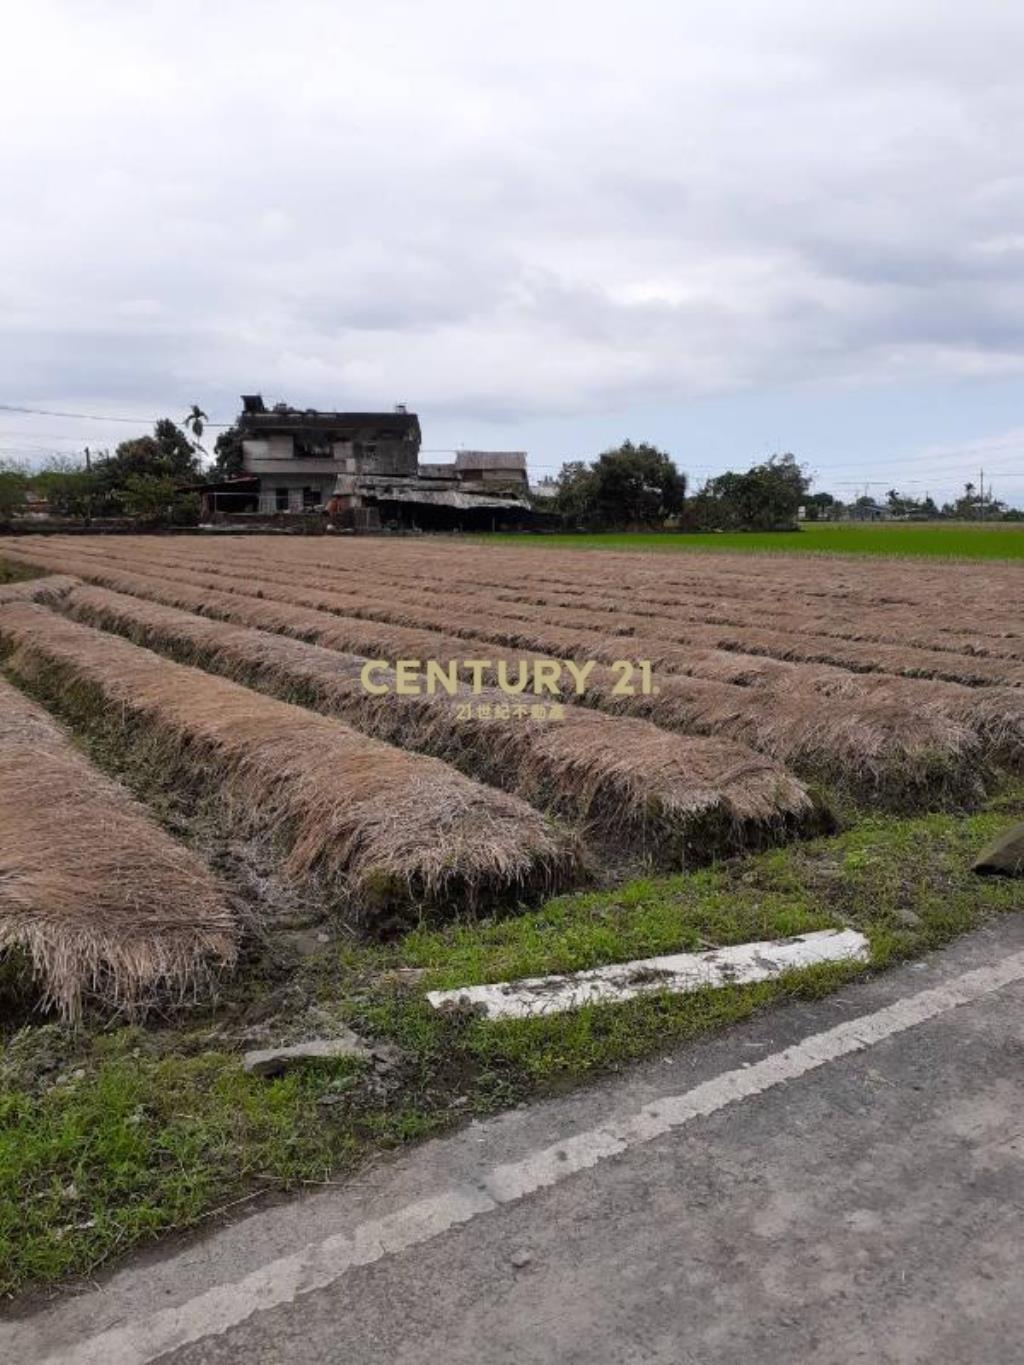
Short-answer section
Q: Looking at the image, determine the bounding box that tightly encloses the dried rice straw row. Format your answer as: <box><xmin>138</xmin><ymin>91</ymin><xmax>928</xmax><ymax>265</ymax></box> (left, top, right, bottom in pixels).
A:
<box><xmin>179</xmin><ymin>541</ymin><xmax>1021</xmax><ymax>645</ymax></box>
<box><xmin>0</xmin><ymin>573</ymin><xmax>82</xmax><ymax>606</ymax></box>
<box><xmin>0</xmin><ymin>602</ymin><xmax>580</xmax><ymax>924</ymax></box>
<box><xmin>90</xmin><ymin>532</ymin><xmax>1024</xmax><ymax>630</ymax></box>
<box><xmin>86</xmin><ymin>544</ymin><xmax>1024</xmax><ymax>690</ymax></box>
<box><xmin>0</xmin><ymin>546</ymin><xmax>470</xmax><ymax>661</ymax></box>
<box><xmin>190</xmin><ymin>575</ymin><xmax>1010</xmax><ymax>798</ymax></box>
<box><xmin>256</xmin><ymin>542</ymin><xmax>1018</xmax><ymax>778</ymax></box>
<box><xmin>196</xmin><ymin>533</ymin><xmax>1020</xmax><ymax>606</ymax></box>
<box><xmin>197</xmin><ymin>555</ymin><xmax>1024</xmax><ymax>688</ymax></box>
<box><xmin>6</xmin><ymin>549</ymin><xmax>996</xmax><ymax>806</ymax></box>
<box><xmin>0</xmin><ymin>674</ymin><xmax>236</xmax><ymax>1021</ymax></box>
<box><xmin>61</xmin><ymin>581</ymin><xmax>818</xmax><ymax>863</ymax></box>
<box><xmin>12</xmin><ymin>539</ymin><xmax>1022</xmax><ymax>675</ymax></box>
<box><xmin>340</xmin><ymin>567</ymin><xmax>1024</xmax><ymax>660</ymax></box>
<box><xmin>276</xmin><ymin>567</ymin><xmax>1024</xmax><ymax>689</ymax></box>
<box><xmin>281</xmin><ymin>544</ymin><xmax>1024</xmax><ymax>639</ymax></box>
<box><xmin>4</xmin><ymin>545</ymin><xmax>1004</xmax><ymax>796</ymax></box>
<box><xmin>4</xmin><ymin>540</ymin><xmax>1017</xmax><ymax>718</ymax></box>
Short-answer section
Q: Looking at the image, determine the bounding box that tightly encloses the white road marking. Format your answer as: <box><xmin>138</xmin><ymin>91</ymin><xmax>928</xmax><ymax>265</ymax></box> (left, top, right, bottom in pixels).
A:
<box><xmin>32</xmin><ymin>950</ymin><xmax>1024</xmax><ymax>1365</ymax></box>
<box><xmin>425</xmin><ymin>929</ymin><xmax>870</xmax><ymax>1019</ymax></box>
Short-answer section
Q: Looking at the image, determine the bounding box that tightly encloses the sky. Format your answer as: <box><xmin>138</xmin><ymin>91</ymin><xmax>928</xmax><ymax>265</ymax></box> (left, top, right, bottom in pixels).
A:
<box><xmin>2</xmin><ymin>0</ymin><xmax>1023</xmax><ymax>505</ymax></box>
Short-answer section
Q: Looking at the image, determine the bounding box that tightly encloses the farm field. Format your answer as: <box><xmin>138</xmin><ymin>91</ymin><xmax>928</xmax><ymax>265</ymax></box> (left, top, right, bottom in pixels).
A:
<box><xmin>1</xmin><ymin>532</ymin><xmax>1023</xmax><ymax>1294</ymax></box>
<box><xmin>480</xmin><ymin>520</ymin><xmax>1024</xmax><ymax>559</ymax></box>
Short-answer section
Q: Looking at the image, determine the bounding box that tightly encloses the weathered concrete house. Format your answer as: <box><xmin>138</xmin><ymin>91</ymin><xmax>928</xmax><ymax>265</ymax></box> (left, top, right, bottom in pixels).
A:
<box><xmin>238</xmin><ymin>396</ymin><xmax>422</xmax><ymax>513</ymax></box>
<box><xmin>195</xmin><ymin>397</ymin><xmax>534</xmax><ymax>529</ymax></box>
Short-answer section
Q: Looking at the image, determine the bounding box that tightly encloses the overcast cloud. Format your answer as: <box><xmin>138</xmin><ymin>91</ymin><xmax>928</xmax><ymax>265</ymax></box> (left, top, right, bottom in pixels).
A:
<box><xmin>2</xmin><ymin>0</ymin><xmax>1023</xmax><ymax>500</ymax></box>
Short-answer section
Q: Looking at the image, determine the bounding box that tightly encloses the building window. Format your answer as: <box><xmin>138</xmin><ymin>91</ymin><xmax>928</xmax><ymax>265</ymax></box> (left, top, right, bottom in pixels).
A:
<box><xmin>294</xmin><ymin>437</ymin><xmax>333</xmax><ymax>459</ymax></box>
<box><xmin>302</xmin><ymin>486</ymin><xmax>320</xmax><ymax>509</ymax></box>
<box><xmin>275</xmin><ymin>487</ymin><xmax>289</xmax><ymax>511</ymax></box>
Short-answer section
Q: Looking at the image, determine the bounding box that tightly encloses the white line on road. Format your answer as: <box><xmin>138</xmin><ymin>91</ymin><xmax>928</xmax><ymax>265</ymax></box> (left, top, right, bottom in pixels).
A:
<box><xmin>425</xmin><ymin>929</ymin><xmax>870</xmax><ymax>1019</ymax></box>
<box><xmin>33</xmin><ymin>949</ymin><xmax>1024</xmax><ymax>1365</ymax></box>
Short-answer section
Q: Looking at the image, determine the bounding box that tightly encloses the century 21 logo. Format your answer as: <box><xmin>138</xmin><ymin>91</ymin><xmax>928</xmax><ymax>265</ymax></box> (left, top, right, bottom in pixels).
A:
<box><xmin>359</xmin><ymin>658</ymin><xmax>658</xmax><ymax>697</ymax></box>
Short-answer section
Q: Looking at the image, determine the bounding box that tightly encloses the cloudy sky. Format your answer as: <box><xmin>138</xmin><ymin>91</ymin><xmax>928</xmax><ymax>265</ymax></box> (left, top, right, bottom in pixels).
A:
<box><xmin>3</xmin><ymin>0</ymin><xmax>1024</xmax><ymax>503</ymax></box>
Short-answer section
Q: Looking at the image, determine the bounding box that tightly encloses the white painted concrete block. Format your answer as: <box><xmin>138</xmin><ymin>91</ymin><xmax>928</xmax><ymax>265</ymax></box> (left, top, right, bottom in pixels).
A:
<box><xmin>426</xmin><ymin>929</ymin><xmax>871</xmax><ymax>1021</ymax></box>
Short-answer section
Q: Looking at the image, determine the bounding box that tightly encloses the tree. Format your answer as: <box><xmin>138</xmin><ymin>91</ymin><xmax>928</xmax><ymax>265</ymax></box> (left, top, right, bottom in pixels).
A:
<box><xmin>949</xmin><ymin>481</ymin><xmax>1005</xmax><ymax>521</ymax></box>
<box><xmin>183</xmin><ymin>404</ymin><xmax>209</xmax><ymax>456</ymax></box>
<box><xmin>691</xmin><ymin>453</ymin><xmax>809</xmax><ymax>531</ymax></box>
<box><xmin>553</xmin><ymin>460</ymin><xmax>598</xmax><ymax>522</ymax></box>
<box><xmin>118</xmin><ymin>473</ymin><xmax>177</xmax><ymax>520</ymax></box>
<box><xmin>93</xmin><ymin>418</ymin><xmax>202</xmax><ymax>509</ymax></box>
<box><xmin>555</xmin><ymin>443</ymin><xmax>686</xmax><ymax>528</ymax></box>
<box><xmin>0</xmin><ymin>460</ymin><xmax>29</xmax><ymax>524</ymax></box>
<box><xmin>110</xmin><ymin>419</ymin><xmax>199</xmax><ymax>480</ymax></box>
<box><xmin>34</xmin><ymin>455</ymin><xmax>99</xmax><ymax>520</ymax></box>
<box><xmin>803</xmin><ymin>491</ymin><xmax>838</xmax><ymax>521</ymax></box>
<box><xmin>591</xmin><ymin>442</ymin><xmax>686</xmax><ymax>526</ymax></box>
<box><xmin>211</xmin><ymin>422</ymin><xmax>245</xmax><ymax>478</ymax></box>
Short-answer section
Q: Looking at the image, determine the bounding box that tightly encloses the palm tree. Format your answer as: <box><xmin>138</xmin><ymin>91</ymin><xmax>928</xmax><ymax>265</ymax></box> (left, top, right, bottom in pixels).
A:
<box><xmin>183</xmin><ymin>404</ymin><xmax>209</xmax><ymax>459</ymax></box>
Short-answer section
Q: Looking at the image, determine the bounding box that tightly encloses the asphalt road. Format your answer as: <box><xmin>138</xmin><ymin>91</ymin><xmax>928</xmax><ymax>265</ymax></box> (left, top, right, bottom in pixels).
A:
<box><xmin>6</xmin><ymin>917</ymin><xmax>1024</xmax><ymax>1365</ymax></box>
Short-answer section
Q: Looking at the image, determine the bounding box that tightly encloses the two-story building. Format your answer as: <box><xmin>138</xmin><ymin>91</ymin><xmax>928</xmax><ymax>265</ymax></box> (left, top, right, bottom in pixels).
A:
<box><xmin>194</xmin><ymin>397</ymin><xmax>534</xmax><ymax>529</ymax></box>
<box><xmin>237</xmin><ymin>396</ymin><xmax>422</xmax><ymax>514</ymax></box>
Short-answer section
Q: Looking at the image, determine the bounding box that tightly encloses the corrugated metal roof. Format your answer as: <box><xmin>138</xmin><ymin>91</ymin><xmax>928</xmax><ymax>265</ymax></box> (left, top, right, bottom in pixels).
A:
<box><xmin>388</xmin><ymin>489</ymin><xmax>526</xmax><ymax>510</ymax></box>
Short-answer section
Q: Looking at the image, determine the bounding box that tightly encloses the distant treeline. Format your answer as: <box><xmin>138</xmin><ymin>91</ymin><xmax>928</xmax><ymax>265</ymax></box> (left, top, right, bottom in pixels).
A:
<box><xmin>3</xmin><ymin>422</ymin><xmax>1020</xmax><ymax>530</ymax></box>
<box><xmin>548</xmin><ymin>444</ymin><xmax>1022</xmax><ymax>530</ymax></box>
<box><xmin>0</xmin><ymin>408</ymin><xmax>239</xmax><ymax>526</ymax></box>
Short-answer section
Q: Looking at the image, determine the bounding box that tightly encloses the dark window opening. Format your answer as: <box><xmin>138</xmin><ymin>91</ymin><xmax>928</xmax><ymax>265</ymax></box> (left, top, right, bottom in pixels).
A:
<box><xmin>274</xmin><ymin>487</ymin><xmax>289</xmax><ymax>511</ymax></box>
<box><xmin>294</xmin><ymin>437</ymin><xmax>333</xmax><ymax>459</ymax></box>
<box><xmin>302</xmin><ymin>486</ymin><xmax>320</xmax><ymax>509</ymax></box>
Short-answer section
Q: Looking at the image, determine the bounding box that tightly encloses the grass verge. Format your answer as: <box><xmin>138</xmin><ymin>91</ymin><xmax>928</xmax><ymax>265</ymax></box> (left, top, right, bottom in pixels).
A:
<box><xmin>2</xmin><ymin>780</ymin><xmax>1022</xmax><ymax>1298</ymax></box>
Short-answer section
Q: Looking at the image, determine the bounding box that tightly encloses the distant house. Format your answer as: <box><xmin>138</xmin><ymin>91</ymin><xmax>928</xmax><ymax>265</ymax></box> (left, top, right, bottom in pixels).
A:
<box><xmin>849</xmin><ymin>498</ymin><xmax>891</xmax><ymax>522</ymax></box>
<box><xmin>529</xmin><ymin>475</ymin><xmax>560</xmax><ymax>501</ymax></box>
<box><xmin>22</xmin><ymin>485</ymin><xmax>51</xmax><ymax>519</ymax></box>
<box><xmin>194</xmin><ymin>397</ymin><xmax>534</xmax><ymax>530</ymax></box>
<box><xmin>238</xmin><ymin>395</ymin><xmax>422</xmax><ymax>514</ymax></box>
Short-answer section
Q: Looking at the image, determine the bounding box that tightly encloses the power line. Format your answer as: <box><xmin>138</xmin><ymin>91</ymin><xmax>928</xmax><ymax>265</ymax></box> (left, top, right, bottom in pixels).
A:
<box><xmin>0</xmin><ymin>403</ymin><xmax>228</xmax><ymax>427</ymax></box>
<box><xmin>0</xmin><ymin>428</ymin><xmax>123</xmax><ymax>442</ymax></box>
<box><xmin>807</xmin><ymin>446</ymin><xmax>1023</xmax><ymax>475</ymax></box>
<box><xmin>2</xmin><ymin>401</ymin><xmax>1019</xmax><ymax>495</ymax></box>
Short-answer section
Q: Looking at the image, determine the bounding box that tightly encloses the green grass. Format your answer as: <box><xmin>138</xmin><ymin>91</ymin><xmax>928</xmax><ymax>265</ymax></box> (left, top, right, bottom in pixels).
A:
<box><xmin>476</xmin><ymin>521</ymin><xmax>1024</xmax><ymax>560</ymax></box>
<box><xmin>3</xmin><ymin>782</ymin><xmax>1022</xmax><ymax>1297</ymax></box>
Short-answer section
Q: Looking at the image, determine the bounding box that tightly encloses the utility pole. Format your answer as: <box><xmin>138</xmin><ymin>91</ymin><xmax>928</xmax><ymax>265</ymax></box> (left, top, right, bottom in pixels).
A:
<box><xmin>84</xmin><ymin>446</ymin><xmax>92</xmax><ymax>528</ymax></box>
<box><xmin>980</xmin><ymin>468</ymin><xmax>985</xmax><ymax>521</ymax></box>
